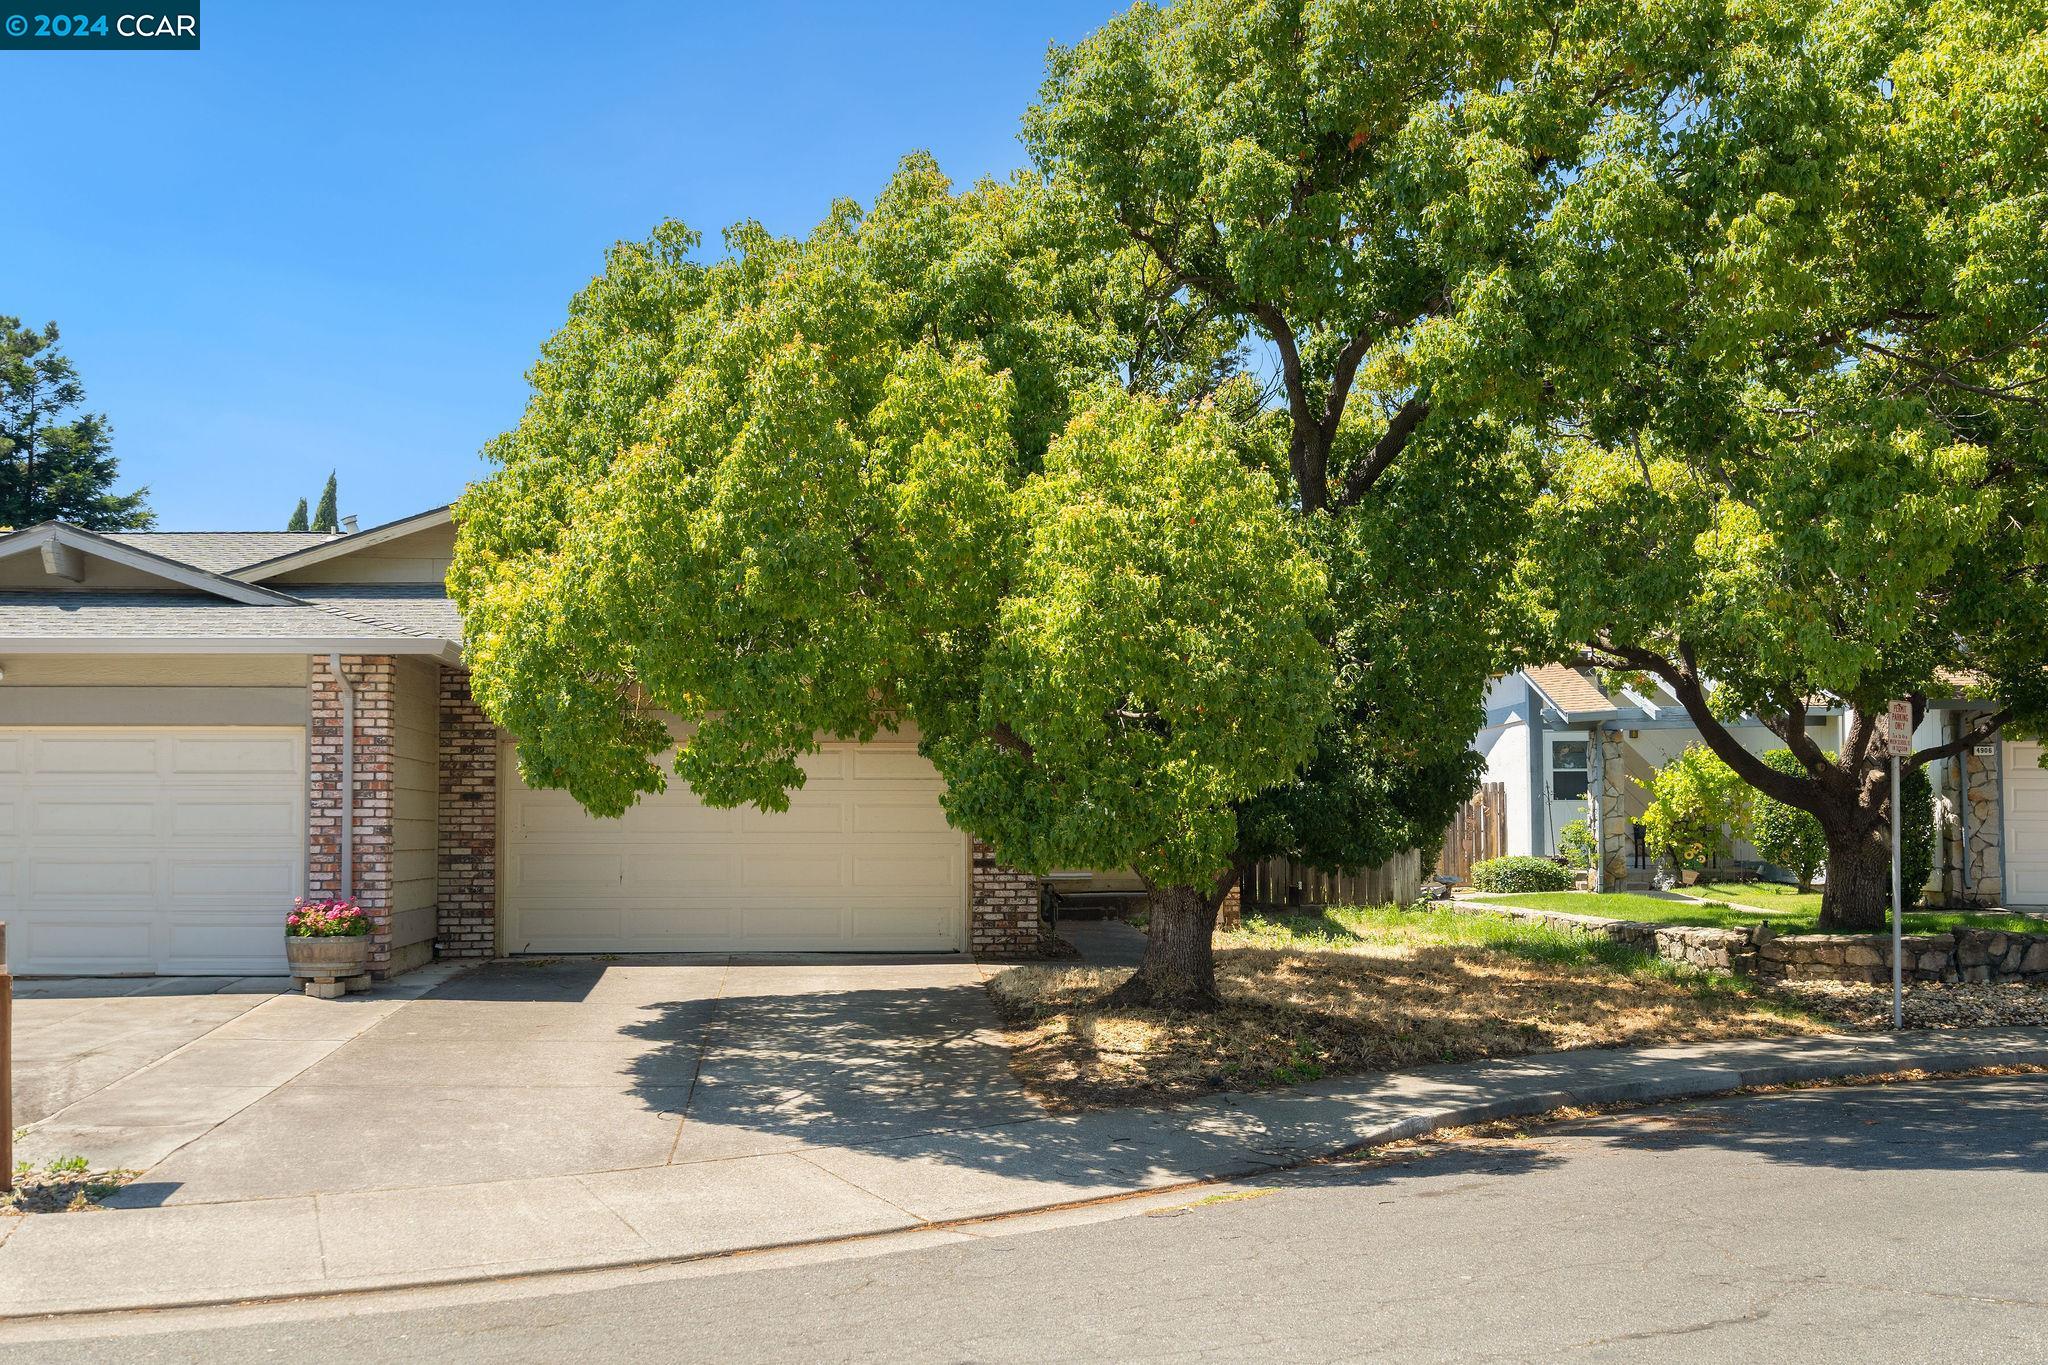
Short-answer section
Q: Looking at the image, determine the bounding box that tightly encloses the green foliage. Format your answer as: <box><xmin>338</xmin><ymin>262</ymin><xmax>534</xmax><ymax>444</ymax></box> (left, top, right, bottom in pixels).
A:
<box><xmin>934</xmin><ymin>394</ymin><xmax>1330</xmax><ymax>886</ymax></box>
<box><xmin>1638</xmin><ymin>745</ymin><xmax>1751</xmax><ymax>871</ymax></box>
<box><xmin>1470</xmin><ymin>856</ymin><xmax>1575</xmax><ymax>894</ymax></box>
<box><xmin>1511</xmin><ymin>0</ymin><xmax>2048</xmax><ymax>914</ymax></box>
<box><xmin>1557</xmin><ymin>819</ymin><xmax>1598</xmax><ymax>871</ymax></box>
<box><xmin>1899</xmin><ymin>764</ymin><xmax>1935</xmax><ymax>900</ymax></box>
<box><xmin>453</xmin><ymin>163</ymin><xmax>1325</xmax><ymax>895</ymax></box>
<box><xmin>0</xmin><ymin>317</ymin><xmax>152</xmax><ymax>529</ymax></box>
<box><xmin>310</xmin><ymin>472</ymin><xmax>339</xmax><ymax>534</ymax></box>
<box><xmin>1749</xmin><ymin>750</ymin><xmax>1829</xmax><ymax>889</ymax></box>
<box><xmin>286</xmin><ymin>498</ymin><xmax>309</xmax><ymax>532</ymax></box>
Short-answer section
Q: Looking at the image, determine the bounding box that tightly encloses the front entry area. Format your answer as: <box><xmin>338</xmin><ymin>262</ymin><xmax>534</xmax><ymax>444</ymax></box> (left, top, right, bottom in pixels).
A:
<box><xmin>0</xmin><ymin>727</ymin><xmax>305</xmax><ymax>975</ymax></box>
<box><xmin>499</xmin><ymin>738</ymin><xmax>969</xmax><ymax>954</ymax></box>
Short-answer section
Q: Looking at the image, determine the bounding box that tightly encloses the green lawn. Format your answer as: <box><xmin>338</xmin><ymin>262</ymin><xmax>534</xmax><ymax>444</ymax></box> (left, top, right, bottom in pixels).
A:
<box><xmin>1466</xmin><ymin>890</ymin><xmax>2048</xmax><ymax>938</ymax></box>
<box><xmin>1693</xmin><ymin>880</ymin><xmax>1823</xmax><ymax>915</ymax></box>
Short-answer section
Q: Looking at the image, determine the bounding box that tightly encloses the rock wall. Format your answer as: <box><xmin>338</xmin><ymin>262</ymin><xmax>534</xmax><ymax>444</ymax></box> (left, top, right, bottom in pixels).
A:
<box><xmin>1449</xmin><ymin>901</ymin><xmax>2048</xmax><ymax>986</ymax></box>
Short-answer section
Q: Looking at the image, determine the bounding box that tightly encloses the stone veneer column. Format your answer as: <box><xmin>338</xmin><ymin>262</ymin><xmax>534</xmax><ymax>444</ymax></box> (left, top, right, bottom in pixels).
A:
<box><xmin>1592</xmin><ymin>725</ymin><xmax>1630</xmax><ymax>892</ymax></box>
<box><xmin>970</xmin><ymin>840</ymin><xmax>1041</xmax><ymax>959</ymax></box>
<box><xmin>309</xmin><ymin>655</ymin><xmax>398</xmax><ymax>976</ymax></box>
<box><xmin>437</xmin><ymin>668</ymin><xmax>499</xmax><ymax>958</ymax></box>
<box><xmin>1962</xmin><ymin>717</ymin><xmax>2004</xmax><ymax>904</ymax></box>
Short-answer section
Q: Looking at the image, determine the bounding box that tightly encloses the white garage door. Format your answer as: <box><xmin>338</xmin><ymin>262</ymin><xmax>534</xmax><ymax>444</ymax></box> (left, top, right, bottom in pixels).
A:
<box><xmin>503</xmin><ymin>739</ymin><xmax>968</xmax><ymax>953</ymax></box>
<box><xmin>2003</xmin><ymin>740</ymin><xmax>2048</xmax><ymax>906</ymax></box>
<box><xmin>0</xmin><ymin>728</ymin><xmax>304</xmax><ymax>975</ymax></box>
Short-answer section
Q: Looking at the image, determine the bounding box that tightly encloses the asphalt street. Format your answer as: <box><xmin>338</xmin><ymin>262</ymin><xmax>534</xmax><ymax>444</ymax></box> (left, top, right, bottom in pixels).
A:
<box><xmin>8</xmin><ymin>1074</ymin><xmax>2046</xmax><ymax>1363</ymax></box>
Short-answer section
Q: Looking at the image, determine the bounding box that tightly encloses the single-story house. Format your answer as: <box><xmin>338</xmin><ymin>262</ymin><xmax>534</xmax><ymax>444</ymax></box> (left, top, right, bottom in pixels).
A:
<box><xmin>1474</xmin><ymin>664</ymin><xmax>2039</xmax><ymax>907</ymax></box>
<box><xmin>0</xmin><ymin>507</ymin><xmax>1044</xmax><ymax>976</ymax></box>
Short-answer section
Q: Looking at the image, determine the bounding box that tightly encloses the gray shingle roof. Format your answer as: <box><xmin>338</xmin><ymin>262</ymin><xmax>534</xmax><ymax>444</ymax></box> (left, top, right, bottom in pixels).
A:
<box><xmin>0</xmin><ymin>592</ymin><xmax>427</xmax><ymax>641</ymax></box>
<box><xmin>2</xmin><ymin>518</ymin><xmax>465</xmax><ymax>651</ymax></box>
<box><xmin>104</xmin><ymin>531</ymin><xmax>337</xmax><ymax>574</ymax></box>
<box><xmin>288</xmin><ymin>585</ymin><xmax>465</xmax><ymax>644</ymax></box>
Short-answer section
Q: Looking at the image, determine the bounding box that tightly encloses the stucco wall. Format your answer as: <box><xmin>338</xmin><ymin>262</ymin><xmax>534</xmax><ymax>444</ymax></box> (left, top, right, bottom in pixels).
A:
<box><xmin>1473</xmin><ymin>677</ymin><xmax>1532</xmax><ymax>857</ymax></box>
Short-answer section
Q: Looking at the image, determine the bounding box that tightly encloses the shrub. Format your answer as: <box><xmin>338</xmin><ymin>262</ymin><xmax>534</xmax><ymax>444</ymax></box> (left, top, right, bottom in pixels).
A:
<box><xmin>1900</xmin><ymin>764</ymin><xmax>1934</xmax><ymax>900</ymax></box>
<box><xmin>1470</xmin><ymin>856</ymin><xmax>1576</xmax><ymax>893</ymax></box>
<box><xmin>1638</xmin><ymin>744</ymin><xmax>1750</xmax><ymax>872</ymax></box>
<box><xmin>1750</xmin><ymin>749</ymin><xmax>1828</xmax><ymax>890</ymax></box>
<box><xmin>286</xmin><ymin>898</ymin><xmax>370</xmax><ymax>937</ymax></box>
<box><xmin>1557</xmin><ymin>819</ymin><xmax>1598</xmax><ymax>870</ymax></box>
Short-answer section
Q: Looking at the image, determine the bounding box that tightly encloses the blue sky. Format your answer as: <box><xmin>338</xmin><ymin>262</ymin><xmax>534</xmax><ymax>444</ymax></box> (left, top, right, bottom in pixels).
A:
<box><xmin>9</xmin><ymin>0</ymin><xmax>1118</xmax><ymax>530</ymax></box>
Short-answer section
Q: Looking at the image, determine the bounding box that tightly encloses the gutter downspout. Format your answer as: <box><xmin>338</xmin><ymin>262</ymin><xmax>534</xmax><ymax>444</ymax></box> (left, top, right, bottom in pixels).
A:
<box><xmin>328</xmin><ymin>653</ymin><xmax>355</xmax><ymax>902</ymax></box>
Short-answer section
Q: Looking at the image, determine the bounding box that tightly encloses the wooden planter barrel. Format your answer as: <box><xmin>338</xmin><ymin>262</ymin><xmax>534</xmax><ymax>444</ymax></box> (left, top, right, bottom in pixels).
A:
<box><xmin>285</xmin><ymin>935</ymin><xmax>371</xmax><ymax>999</ymax></box>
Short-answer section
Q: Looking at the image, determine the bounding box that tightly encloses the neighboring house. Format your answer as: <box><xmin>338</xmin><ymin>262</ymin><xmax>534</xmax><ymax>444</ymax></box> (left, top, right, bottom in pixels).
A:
<box><xmin>1474</xmin><ymin>664</ymin><xmax>2035</xmax><ymax>907</ymax></box>
<box><xmin>0</xmin><ymin>507</ymin><xmax>1042</xmax><ymax>977</ymax></box>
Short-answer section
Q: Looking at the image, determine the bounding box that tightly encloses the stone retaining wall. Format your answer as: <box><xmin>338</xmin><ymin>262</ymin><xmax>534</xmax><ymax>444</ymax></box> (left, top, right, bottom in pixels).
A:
<box><xmin>1449</xmin><ymin>900</ymin><xmax>2048</xmax><ymax>986</ymax></box>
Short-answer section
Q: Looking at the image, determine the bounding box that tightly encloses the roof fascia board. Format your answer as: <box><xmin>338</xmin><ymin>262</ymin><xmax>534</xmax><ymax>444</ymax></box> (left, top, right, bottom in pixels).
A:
<box><xmin>0</xmin><ymin>636</ymin><xmax>462</xmax><ymax>664</ymax></box>
<box><xmin>231</xmin><ymin>506</ymin><xmax>454</xmax><ymax>582</ymax></box>
<box><xmin>0</xmin><ymin>525</ymin><xmax>302</xmax><ymax>606</ymax></box>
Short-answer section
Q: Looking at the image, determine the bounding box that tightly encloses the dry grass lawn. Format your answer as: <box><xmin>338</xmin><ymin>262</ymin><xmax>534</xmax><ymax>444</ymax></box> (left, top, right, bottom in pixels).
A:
<box><xmin>989</xmin><ymin>905</ymin><xmax>1836</xmax><ymax>1111</ymax></box>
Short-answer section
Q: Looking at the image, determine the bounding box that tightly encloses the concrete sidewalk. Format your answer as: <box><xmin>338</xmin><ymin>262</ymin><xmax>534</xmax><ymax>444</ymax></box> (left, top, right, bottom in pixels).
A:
<box><xmin>4</xmin><ymin>1026</ymin><xmax>2045</xmax><ymax>1318</ymax></box>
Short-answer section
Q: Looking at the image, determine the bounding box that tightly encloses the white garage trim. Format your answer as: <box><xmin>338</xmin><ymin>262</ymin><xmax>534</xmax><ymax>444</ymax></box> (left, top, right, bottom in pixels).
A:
<box><xmin>0</xmin><ymin>726</ymin><xmax>305</xmax><ymax>975</ymax></box>
<box><xmin>500</xmin><ymin>738</ymin><xmax>970</xmax><ymax>954</ymax></box>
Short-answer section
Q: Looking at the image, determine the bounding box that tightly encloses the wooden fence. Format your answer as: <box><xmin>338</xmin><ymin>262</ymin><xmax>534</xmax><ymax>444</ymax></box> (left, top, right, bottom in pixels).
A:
<box><xmin>1246</xmin><ymin>847</ymin><xmax>1423</xmax><ymax>910</ymax></box>
<box><xmin>1433</xmin><ymin>781</ymin><xmax>1508</xmax><ymax>885</ymax></box>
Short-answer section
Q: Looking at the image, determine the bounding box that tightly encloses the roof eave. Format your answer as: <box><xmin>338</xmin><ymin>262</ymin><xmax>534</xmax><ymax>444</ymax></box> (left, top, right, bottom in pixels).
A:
<box><xmin>231</xmin><ymin>506</ymin><xmax>455</xmax><ymax>582</ymax></box>
<box><xmin>0</xmin><ymin>524</ymin><xmax>306</xmax><ymax>606</ymax></box>
<box><xmin>0</xmin><ymin>636</ymin><xmax>463</xmax><ymax>665</ymax></box>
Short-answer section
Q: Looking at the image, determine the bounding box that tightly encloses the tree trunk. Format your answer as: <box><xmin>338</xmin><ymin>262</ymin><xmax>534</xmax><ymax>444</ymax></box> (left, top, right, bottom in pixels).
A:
<box><xmin>1106</xmin><ymin>882</ymin><xmax>1223</xmax><ymax>1011</ymax></box>
<box><xmin>1818</xmin><ymin>820</ymin><xmax>1892</xmax><ymax>932</ymax></box>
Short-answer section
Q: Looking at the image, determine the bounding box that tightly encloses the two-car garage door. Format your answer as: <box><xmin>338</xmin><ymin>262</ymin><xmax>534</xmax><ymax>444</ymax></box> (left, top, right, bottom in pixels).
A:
<box><xmin>0</xmin><ymin>728</ymin><xmax>303</xmax><ymax>975</ymax></box>
<box><xmin>502</xmin><ymin>738</ymin><xmax>969</xmax><ymax>953</ymax></box>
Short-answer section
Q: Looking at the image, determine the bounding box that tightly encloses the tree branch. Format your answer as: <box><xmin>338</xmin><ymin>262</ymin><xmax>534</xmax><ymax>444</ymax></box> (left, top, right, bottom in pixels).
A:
<box><xmin>1909</xmin><ymin>707</ymin><xmax>2014</xmax><ymax>769</ymax></box>
<box><xmin>1335</xmin><ymin>397</ymin><xmax>1430</xmax><ymax>508</ymax></box>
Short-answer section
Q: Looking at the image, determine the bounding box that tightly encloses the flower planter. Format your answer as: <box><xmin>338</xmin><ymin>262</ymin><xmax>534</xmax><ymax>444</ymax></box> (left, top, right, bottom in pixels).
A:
<box><xmin>285</xmin><ymin>935</ymin><xmax>371</xmax><ymax>999</ymax></box>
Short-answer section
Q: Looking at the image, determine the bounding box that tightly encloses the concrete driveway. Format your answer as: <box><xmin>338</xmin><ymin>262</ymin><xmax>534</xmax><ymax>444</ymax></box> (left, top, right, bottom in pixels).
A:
<box><xmin>10</xmin><ymin>977</ymin><xmax>291</xmax><ymax>1131</ymax></box>
<box><xmin>17</xmin><ymin>956</ymin><xmax>1037</xmax><ymax>1207</ymax></box>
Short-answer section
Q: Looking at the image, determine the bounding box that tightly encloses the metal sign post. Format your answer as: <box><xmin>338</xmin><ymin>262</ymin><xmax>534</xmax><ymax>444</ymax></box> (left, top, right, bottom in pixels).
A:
<box><xmin>2</xmin><ymin>922</ymin><xmax>10</xmax><ymax>1195</ymax></box>
<box><xmin>1886</xmin><ymin>701</ymin><xmax>1914</xmax><ymax>1030</ymax></box>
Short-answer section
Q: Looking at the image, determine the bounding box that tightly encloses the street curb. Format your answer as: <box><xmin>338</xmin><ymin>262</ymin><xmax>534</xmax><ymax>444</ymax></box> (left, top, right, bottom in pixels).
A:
<box><xmin>6</xmin><ymin>1031</ymin><xmax>2047</xmax><ymax>1323</ymax></box>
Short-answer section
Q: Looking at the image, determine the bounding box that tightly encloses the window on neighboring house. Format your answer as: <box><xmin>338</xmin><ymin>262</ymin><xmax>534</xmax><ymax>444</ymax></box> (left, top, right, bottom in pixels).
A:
<box><xmin>1552</xmin><ymin>740</ymin><xmax>1589</xmax><ymax>800</ymax></box>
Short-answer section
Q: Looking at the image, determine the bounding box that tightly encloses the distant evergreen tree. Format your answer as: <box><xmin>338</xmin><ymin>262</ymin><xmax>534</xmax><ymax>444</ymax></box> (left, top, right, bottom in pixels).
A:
<box><xmin>0</xmin><ymin>317</ymin><xmax>153</xmax><ymax>529</ymax></box>
<box><xmin>286</xmin><ymin>498</ymin><xmax>309</xmax><ymax>532</ymax></box>
<box><xmin>310</xmin><ymin>471</ymin><xmax>338</xmax><ymax>533</ymax></box>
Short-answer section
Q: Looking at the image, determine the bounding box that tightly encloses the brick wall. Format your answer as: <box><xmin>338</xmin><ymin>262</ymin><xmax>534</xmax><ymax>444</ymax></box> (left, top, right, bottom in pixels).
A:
<box><xmin>970</xmin><ymin>840</ymin><xmax>1041</xmax><ymax>959</ymax></box>
<box><xmin>1215</xmin><ymin>881</ymin><xmax>1242</xmax><ymax>931</ymax></box>
<box><xmin>309</xmin><ymin>655</ymin><xmax>398</xmax><ymax>976</ymax></box>
<box><xmin>437</xmin><ymin>667</ymin><xmax>498</xmax><ymax>958</ymax></box>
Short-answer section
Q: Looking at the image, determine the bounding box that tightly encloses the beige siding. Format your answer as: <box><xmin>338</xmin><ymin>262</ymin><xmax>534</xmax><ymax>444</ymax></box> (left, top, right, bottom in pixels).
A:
<box><xmin>270</xmin><ymin>523</ymin><xmax>456</xmax><ymax>586</ymax></box>
<box><xmin>388</xmin><ymin>657</ymin><xmax>439</xmax><ymax>951</ymax></box>
<box><xmin>0</xmin><ymin>655</ymin><xmax>309</xmax><ymax>686</ymax></box>
<box><xmin>0</xmin><ymin>654</ymin><xmax>310</xmax><ymax>727</ymax></box>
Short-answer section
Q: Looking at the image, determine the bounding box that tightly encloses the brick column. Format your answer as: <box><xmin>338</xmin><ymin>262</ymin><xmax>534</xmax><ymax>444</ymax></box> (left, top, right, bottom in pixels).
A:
<box><xmin>437</xmin><ymin>668</ymin><xmax>499</xmax><ymax>958</ymax></box>
<box><xmin>1214</xmin><ymin>881</ymin><xmax>1243</xmax><ymax>932</ymax></box>
<box><xmin>309</xmin><ymin>655</ymin><xmax>398</xmax><ymax>976</ymax></box>
<box><xmin>970</xmin><ymin>840</ymin><xmax>1041</xmax><ymax>960</ymax></box>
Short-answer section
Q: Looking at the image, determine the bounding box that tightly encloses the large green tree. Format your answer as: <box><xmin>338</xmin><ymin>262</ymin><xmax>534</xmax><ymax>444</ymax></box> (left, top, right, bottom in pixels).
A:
<box><xmin>454</xmin><ymin>163</ymin><xmax>1341</xmax><ymax>1005</ymax></box>
<box><xmin>0</xmin><ymin>318</ymin><xmax>152</xmax><ymax>529</ymax></box>
<box><xmin>1518</xmin><ymin>0</ymin><xmax>2047</xmax><ymax>929</ymax></box>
